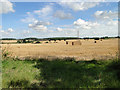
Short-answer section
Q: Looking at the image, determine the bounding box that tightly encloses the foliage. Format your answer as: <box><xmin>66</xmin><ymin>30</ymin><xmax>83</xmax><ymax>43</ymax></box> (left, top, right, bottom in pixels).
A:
<box><xmin>2</xmin><ymin>47</ymin><xmax>12</xmax><ymax>59</ymax></box>
<box><xmin>35</xmin><ymin>41</ymin><xmax>41</xmax><ymax>44</ymax></box>
<box><xmin>2</xmin><ymin>58</ymin><xmax>120</xmax><ymax>88</ymax></box>
<box><xmin>1</xmin><ymin>38</ymin><xmax>16</xmax><ymax>40</ymax></box>
<box><xmin>17</xmin><ymin>40</ymin><xmax>21</xmax><ymax>43</ymax></box>
<box><xmin>45</xmin><ymin>42</ymin><xmax>48</xmax><ymax>43</ymax></box>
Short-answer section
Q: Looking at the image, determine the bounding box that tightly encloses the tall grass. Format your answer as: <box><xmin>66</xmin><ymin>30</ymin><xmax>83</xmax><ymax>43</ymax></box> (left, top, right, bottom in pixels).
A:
<box><xmin>2</xmin><ymin>58</ymin><xmax>120</xmax><ymax>88</ymax></box>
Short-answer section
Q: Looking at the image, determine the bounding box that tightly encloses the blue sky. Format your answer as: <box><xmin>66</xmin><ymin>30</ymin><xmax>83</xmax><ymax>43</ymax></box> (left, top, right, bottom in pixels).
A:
<box><xmin>0</xmin><ymin>1</ymin><xmax>118</xmax><ymax>38</ymax></box>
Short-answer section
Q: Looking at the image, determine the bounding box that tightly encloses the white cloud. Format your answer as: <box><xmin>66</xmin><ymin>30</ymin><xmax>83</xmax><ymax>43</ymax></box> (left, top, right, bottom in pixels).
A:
<box><xmin>28</xmin><ymin>20</ymin><xmax>52</xmax><ymax>31</ymax></box>
<box><xmin>23</xmin><ymin>30</ymin><xmax>30</xmax><ymax>34</ymax></box>
<box><xmin>53</xmin><ymin>10</ymin><xmax>73</xmax><ymax>19</ymax></box>
<box><xmin>59</xmin><ymin>1</ymin><xmax>99</xmax><ymax>11</ymax></box>
<box><xmin>94</xmin><ymin>10</ymin><xmax>118</xmax><ymax>20</ymax></box>
<box><xmin>8</xmin><ymin>28</ymin><xmax>14</xmax><ymax>32</ymax></box>
<box><xmin>21</xmin><ymin>12</ymin><xmax>36</xmax><ymax>23</ymax></box>
<box><xmin>0</xmin><ymin>28</ymin><xmax>14</xmax><ymax>36</ymax></box>
<box><xmin>72</xmin><ymin>16</ymin><xmax>118</xmax><ymax>37</ymax></box>
<box><xmin>107</xmin><ymin>20</ymin><xmax>118</xmax><ymax>26</ymax></box>
<box><xmin>74</xmin><ymin>19</ymin><xmax>88</xmax><ymax>26</ymax></box>
<box><xmin>34</xmin><ymin>20</ymin><xmax>52</xmax><ymax>26</ymax></box>
<box><xmin>56</xmin><ymin>27</ymin><xmax>63</xmax><ymax>32</ymax></box>
<box><xmin>94</xmin><ymin>11</ymin><xmax>104</xmax><ymax>16</ymax></box>
<box><xmin>74</xmin><ymin>18</ymin><xmax>99</xmax><ymax>30</ymax></box>
<box><xmin>21</xmin><ymin>5</ymin><xmax>53</xmax><ymax>23</ymax></box>
<box><xmin>0</xmin><ymin>30</ymin><xmax>4</xmax><ymax>33</ymax></box>
<box><xmin>21</xmin><ymin>17</ymin><xmax>36</xmax><ymax>23</ymax></box>
<box><xmin>0</xmin><ymin>0</ymin><xmax>15</xmax><ymax>14</ymax></box>
<box><xmin>0</xmin><ymin>30</ymin><xmax>9</xmax><ymax>35</ymax></box>
<box><xmin>29</xmin><ymin>24</ymin><xmax>47</xmax><ymax>31</ymax></box>
<box><xmin>34</xmin><ymin>5</ymin><xmax>52</xmax><ymax>16</ymax></box>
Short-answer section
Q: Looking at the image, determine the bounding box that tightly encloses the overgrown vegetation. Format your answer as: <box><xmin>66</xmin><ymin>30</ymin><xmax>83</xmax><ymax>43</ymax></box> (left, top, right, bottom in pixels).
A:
<box><xmin>2</xmin><ymin>58</ymin><xmax>120</xmax><ymax>88</ymax></box>
<box><xmin>2</xmin><ymin>46</ymin><xmax>12</xmax><ymax>59</ymax></box>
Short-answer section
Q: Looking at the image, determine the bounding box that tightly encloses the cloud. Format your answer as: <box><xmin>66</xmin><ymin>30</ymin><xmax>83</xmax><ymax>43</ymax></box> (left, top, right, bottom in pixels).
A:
<box><xmin>8</xmin><ymin>28</ymin><xmax>14</xmax><ymax>32</ymax></box>
<box><xmin>107</xmin><ymin>20</ymin><xmax>118</xmax><ymax>26</ymax></box>
<box><xmin>94</xmin><ymin>10</ymin><xmax>118</xmax><ymax>20</ymax></box>
<box><xmin>34</xmin><ymin>5</ymin><xmax>52</xmax><ymax>16</ymax></box>
<box><xmin>0</xmin><ymin>30</ymin><xmax>4</xmax><ymax>33</ymax></box>
<box><xmin>59</xmin><ymin>1</ymin><xmax>99</xmax><ymax>11</ymax></box>
<box><xmin>23</xmin><ymin>30</ymin><xmax>31</xmax><ymax>34</ymax></box>
<box><xmin>21</xmin><ymin>30</ymin><xmax>31</xmax><ymax>37</ymax></box>
<box><xmin>21</xmin><ymin>17</ymin><xmax>36</xmax><ymax>23</ymax></box>
<box><xmin>56</xmin><ymin>27</ymin><xmax>63</xmax><ymax>32</ymax></box>
<box><xmin>21</xmin><ymin>12</ymin><xmax>36</xmax><ymax>23</ymax></box>
<box><xmin>0</xmin><ymin>25</ymin><xmax>2</xmax><ymax>29</ymax></box>
<box><xmin>74</xmin><ymin>19</ymin><xmax>88</xmax><ymax>25</ymax></box>
<box><xmin>29</xmin><ymin>24</ymin><xmax>47</xmax><ymax>31</ymax></box>
<box><xmin>53</xmin><ymin>10</ymin><xmax>74</xmax><ymax>19</ymax></box>
<box><xmin>72</xmin><ymin>16</ymin><xmax>118</xmax><ymax>37</ymax></box>
<box><xmin>0</xmin><ymin>28</ymin><xmax>14</xmax><ymax>35</ymax></box>
<box><xmin>28</xmin><ymin>20</ymin><xmax>52</xmax><ymax>31</ymax></box>
<box><xmin>33</xmin><ymin>20</ymin><xmax>52</xmax><ymax>26</ymax></box>
<box><xmin>74</xmin><ymin>18</ymin><xmax>99</xmax><ymax>29</ymax></box>
<box><xmin>21</xmin><ymin>5</ymin><xmax>53</xmax><ymax>23</ymax></box>
<box><xmin>0</xmin><ymin>0</ymin><xmax>15</xmax><ymax>14</ymax></box>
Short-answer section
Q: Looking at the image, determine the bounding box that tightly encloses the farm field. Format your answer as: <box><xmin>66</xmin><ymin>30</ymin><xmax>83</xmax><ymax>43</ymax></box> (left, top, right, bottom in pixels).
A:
<box><xmin>1</xmin><ymin>1</ymin><xmax>120</xmax><ymax>89</ymax></box>
<box><xmin>1</xmin><ymin>38</ymin><xmax>119</xmax><ymax>60</ymax></box>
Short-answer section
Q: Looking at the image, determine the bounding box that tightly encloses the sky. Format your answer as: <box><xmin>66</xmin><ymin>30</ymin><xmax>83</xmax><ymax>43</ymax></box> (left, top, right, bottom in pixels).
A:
<box><xmin>0</xmin><ymin>0</ymin><xmax>119</xmax><ymax>38</ymax></box>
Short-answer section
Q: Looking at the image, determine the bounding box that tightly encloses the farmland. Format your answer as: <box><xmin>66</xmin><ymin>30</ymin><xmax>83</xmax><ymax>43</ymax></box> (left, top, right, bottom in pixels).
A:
<box><xmin>1</xmin><ymin>38</ymin><xmax>120</xmax><ymax>88</ymax></box>
<box><xmin>1</xmin><ymin>38</ymin><xmax>119</xmax><ymax>60</ymax></box>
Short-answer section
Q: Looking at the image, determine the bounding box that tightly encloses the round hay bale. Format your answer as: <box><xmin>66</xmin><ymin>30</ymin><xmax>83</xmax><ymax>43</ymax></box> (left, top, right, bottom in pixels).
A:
<box><xmin>66</xmin><ymin>41</ymin><xmax>68</xmax><ymax>44</ymax></box>
<box><xmin>72</xmin><ymin>42</ymin><xmax>74</xmax><ymax>45</ymax></box>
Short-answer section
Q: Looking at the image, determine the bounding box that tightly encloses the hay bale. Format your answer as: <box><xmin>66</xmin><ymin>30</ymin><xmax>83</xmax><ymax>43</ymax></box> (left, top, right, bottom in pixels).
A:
<box><xmin>94</xmin><ymin>41</ymin><xmax>97</xmax><ymax>43</ymax></box>
<box><xmin>67</xmin><ymin>40</ymin><xmax>82</xmax><ymax>45</ymax></box>
<box><xmin>73</xmin><ymin>40</ymin><xmax>82</xmax><ymax>45</ymax></box>
<box><xmin>66</xmin><ymin>41</ymin><xmax>68</xmax><ymax>44</ymax></box>
<box><xmin>72</xmin><ymin>42</ymin><xmax>74</xmax><ymax>45</ymax></box>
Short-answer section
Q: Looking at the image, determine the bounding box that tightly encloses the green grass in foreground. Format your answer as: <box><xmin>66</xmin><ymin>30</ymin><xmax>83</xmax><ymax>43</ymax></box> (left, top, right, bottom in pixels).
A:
<box><xmin>2</xmin><ymin>58</ymin><xmax>120</xmax><ymax>88</ymax></box>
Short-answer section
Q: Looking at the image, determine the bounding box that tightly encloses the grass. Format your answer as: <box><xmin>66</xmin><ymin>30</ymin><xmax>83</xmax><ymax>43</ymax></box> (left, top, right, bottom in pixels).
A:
<box><xmin>2</xmin><ymin>58</ymin><xmax>120</xmax><ymax>88</ymax></box>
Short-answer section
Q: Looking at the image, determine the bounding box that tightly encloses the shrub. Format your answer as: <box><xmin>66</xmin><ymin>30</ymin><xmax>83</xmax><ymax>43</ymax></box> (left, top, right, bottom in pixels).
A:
<box><xmin>35</xmin><ymin>41</ymin><xmax>41</xmax><ymax>44</ymax></box>
<box><xmin>17</xmin><ymin>40</ymin><xmax>21</xmax><ymax>43</ymax></box>
<box><xmin>45</xmin><ymin>42</ymin><xmax>48</xmax><ymax>43</ymax></box>
<box><xmin>2</xmin><ymin>47</ymin><xmax>11</xmax><ymax>59</ymax></box>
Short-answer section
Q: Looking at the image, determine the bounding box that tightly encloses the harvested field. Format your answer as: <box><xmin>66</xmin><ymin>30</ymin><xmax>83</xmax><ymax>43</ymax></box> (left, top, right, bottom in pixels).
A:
<box><xmin>1</xmin><ymin>40</ymin><xmax>17</xmax><ymax>43</ymax></box>
<box><xmin>1</xmin><ymin>38</ymin><xmax>118</xmax><ymax>60</ymax></box>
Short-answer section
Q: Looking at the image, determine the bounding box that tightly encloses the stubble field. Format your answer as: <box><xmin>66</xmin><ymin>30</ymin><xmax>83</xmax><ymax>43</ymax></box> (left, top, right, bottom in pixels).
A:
<box><xmin>1</xmin><ymin>38</ymin><xmax>119</xmax><ymax>60</ymax></box>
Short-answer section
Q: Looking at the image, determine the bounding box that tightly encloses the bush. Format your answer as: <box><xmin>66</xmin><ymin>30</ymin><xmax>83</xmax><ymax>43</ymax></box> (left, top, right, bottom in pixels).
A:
<box><xmin>45</xmin><ymin>42</ymin><xmax>48</xmax><ymax>43</ymax></box>
<box><xmin>35</xmin><ymin>41</ymin><xmax>41</xmax><ymax>44</ymax></box>
<box><xmin>23</xmin><ymin>39</ymin><xmax>26</xmax><ymax>43</ymax></box>
<box><xmin>17</xmin><ymin>40</ymin><xmax>21</xmax><ymax>43</ymax></box>
<box><xmin>2</xmin><ymin>47</ymin><xmax>12</xmax><ymax>59</ymax></box>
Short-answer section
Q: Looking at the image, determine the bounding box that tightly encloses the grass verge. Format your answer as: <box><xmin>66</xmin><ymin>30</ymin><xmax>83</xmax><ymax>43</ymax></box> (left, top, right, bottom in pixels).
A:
<box><xmin>2</xmin><ymin>58</ymin><xmax>120</xmax><ymax>88</ymax></box>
